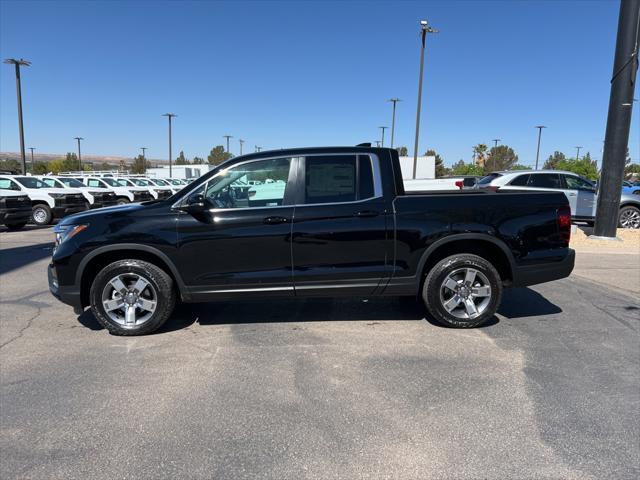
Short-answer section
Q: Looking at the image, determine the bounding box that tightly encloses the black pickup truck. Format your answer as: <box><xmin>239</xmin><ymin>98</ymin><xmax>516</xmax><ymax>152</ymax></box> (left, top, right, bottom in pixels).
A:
<box><xmin>49</xmin><ymin>146</ymin><xmax>574</xmax><ymax>335</ymax></box>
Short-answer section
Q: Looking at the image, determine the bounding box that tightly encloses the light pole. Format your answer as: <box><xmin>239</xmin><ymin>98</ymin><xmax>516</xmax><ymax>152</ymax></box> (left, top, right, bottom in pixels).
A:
<box><xmin>575</xmin><ymin>146</ymin><xmax>582</xmax><ymax>160</ymax></box>
<box><xmin>223</xmin><ymin>135</ymin><xmax>233</xmax><ymax>154</ymax></box>
<box><xmin>162</xmin><ymin>113</ymin><xmax>176</xmax><ymax>177</ymax></box>
<box><xmin>492</xmin><ymin>138</ymin><xmax>500</xmax><ymax>149</ymax></box>
<box><xmin>412</xmin><ymin>20</ymin><xmax>438</xmax><ymax>179</ymax></box>
<box><xmin>534</xmin><ymin>126</ymin><xmax>546</xmax><ymax>170</ymax></box>
<box><xmin>74</xmin><ymin>137</ymin><xmax>84</xmax><ymax>170</ymax></box>
<box><xmin>141</xmin><ymin>147</ymin><xmax>147</xmax><ymax>174</ymax></box>
<box><xmin>379</xmin><ymin>126</ymin><xmax>388</xmax><ymax>147</ymax></box>
<box><xmin>4</xmin><ymin>58</ymin><xmax>31</xmax><ymax>174</ymax></box>
<box><xmin>255</xmin><ymin>145</ymin><xmax>262</xmax><ymax>152</ymax></box>
<box><xmin>388</xmin><ymin>98</ymin><xmax>401</xmax><ymax>148</ymax></box>
<box><xmin>239</xmin><ymin>139</ymin><xmax>244</xmax><ymax>155</ymax></box>
<box><xmin>29</xmin><ymin>147</ymin><xmax>35</xmax><ymax>167</ymax></box>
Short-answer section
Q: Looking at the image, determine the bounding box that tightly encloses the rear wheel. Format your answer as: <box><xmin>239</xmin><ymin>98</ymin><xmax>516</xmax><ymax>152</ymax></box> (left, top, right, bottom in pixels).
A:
<box><xmin>618</xmin><ymin>206</ymin><xmax>640</xmax><ymax>229</ymax></box>
<box><xmin>31</xmin><ymin>204</ymin><xmax>52</xmax><ymax>226</ymax></box>
<box><xmin>89</xmin><ymin>259</ymin><xmax>176</xmax><ymax>335</ymax></box>
<box><xmin>423</xmin><ymin>254</ymin><xmax>502</xmax><ymax>328</ymax></box>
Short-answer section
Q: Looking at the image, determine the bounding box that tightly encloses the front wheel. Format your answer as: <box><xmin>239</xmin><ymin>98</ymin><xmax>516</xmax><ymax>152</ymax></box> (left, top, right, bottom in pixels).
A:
<box><xmin>618</xmin><ymin>206</ymin><xmax>640</xmax><ymax>229</ymax></box>
<box><xmin>4</xmin><ymin>221</ymin><xmax>28</xmax><ymax>231</ymax></box>
<box><xmin>423</xmin><ymin>254</ymin><xmax>503</xmax><ymax>328</ymax></box>
<box><xmin>116</xmin><ymin>197</ymin><xmax>130</xmax><ymax>205</ymax></box>
<box><xmin>89</xmin><ymin>259</ymin><xmax>176</xmax><ymax>335</ymax></box>
<box><xmin>31</xmin><ymin>204</ymin><xmax>53</xmax><ymax>226</ymax></box>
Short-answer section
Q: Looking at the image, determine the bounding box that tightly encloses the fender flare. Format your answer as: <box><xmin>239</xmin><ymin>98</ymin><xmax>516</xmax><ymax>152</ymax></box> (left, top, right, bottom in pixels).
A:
<box><xmin>76</xmin><ymin>243</ymin><xmax>188</xmax><ymax>298</ymax></box>
<box><xmin>415</xmin><ymin>233</ymin><xmax>516</xmax><ymax>280</ymax></box>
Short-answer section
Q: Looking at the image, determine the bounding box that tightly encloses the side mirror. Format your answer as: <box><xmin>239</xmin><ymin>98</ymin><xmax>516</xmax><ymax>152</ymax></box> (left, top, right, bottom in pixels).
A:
<box><xmin>183</xmin><ymin>193</ymin><xmax>206</xmax><ymax>213</ymax></box>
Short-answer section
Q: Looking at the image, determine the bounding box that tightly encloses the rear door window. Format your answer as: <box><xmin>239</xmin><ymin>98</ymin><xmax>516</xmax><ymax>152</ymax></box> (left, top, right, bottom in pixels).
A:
<box><xmin>477</xmin><ymin>173</ymin><xmax>502</xmax><ymax>185</ymax></box>
<box><xmin>305</xmin><ymin>156</ymin><xmax>357</xmax><ymax>204</ymax></box>
<box><xmin>509</xmin><ymin>174</ymin><xmax>530</xmax><ymax>186</ymax></box>
<box><xmin>527</xmin><ymin>173</ymin><xmax>562</xmax><ymax>189</ymax></box>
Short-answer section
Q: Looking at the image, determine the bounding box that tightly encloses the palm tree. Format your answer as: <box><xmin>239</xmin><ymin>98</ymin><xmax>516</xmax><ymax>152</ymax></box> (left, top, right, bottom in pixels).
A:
<box><xmin>473</xmin><ymin>143</ymin><xmax>488</xmax><ymax>167</ymax></box>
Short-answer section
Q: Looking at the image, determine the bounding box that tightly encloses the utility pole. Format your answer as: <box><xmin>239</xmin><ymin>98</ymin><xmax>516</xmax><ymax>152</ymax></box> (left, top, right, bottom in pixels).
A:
<box><xmin>412</xmin><ymin>20</ymin><xmax>438</xmax><ymax>179</ymax></box>
<box><xmin>239</xmin><ymin>139</ymin><xmax>244</xmax><ymax>155</ymax></box>
<box><xmin>492</xmin><ymin>139</ymin><xmax>500</xmax><ymax>149</ymax></box>
<box><xmin>379</xmin><ymin>126</ymin><xmax>388</xmax><ymax>147</ymax></box>
<box><xmin>255</xmin><ymin>145</ymin><xmax>262</xmax><ymax>152</ymax></box>
<box><xmin>375</xmin><ymin>140</ymin><xmax>381</xmax><ymax>147</ymax></box>
<box><xmin>141</xmin><ymin>147</ymin><xmax>147</xmax><ymax>174</ymax></box>
<box><xmin>29</xmin><ymin>147</ymin><xmax>35</xmax><ymax>167</ymax></box>
<box><xmin>534</xmin><ymin>126</ymin><xmax>546</xmax><ymax>170</ymax></box>
<box><xmin>575</xmin><ymin>146</ymin><xmax>582</xmax><ymax>160</ymax></box>
<box><xmin>162</xmin><ymin>113</ymin><xmax>176</xmax><ymax>177</ymax></box>
<box><xmin>4</xmin><ymin>58</ymin><xmax>31</xmax><ymax>174</ymax></box>
<box><xmin>388</xmin><ymin>98</ymin><xmax>401</xmax><ymax>148</ymax></box>
<box><xmin>223</xmin><ymin>135</ymin><xmax>233</xmax><ymax>154</ymax></box>
<box><xmin>74</xmin><ymin>137</ymin><xmax>84</xmax><ymax>170</ymax></box>
<box><xmin>594</xmin><ymin>0</ymin><xmax>639</xmax><ymax>238</ymax></box>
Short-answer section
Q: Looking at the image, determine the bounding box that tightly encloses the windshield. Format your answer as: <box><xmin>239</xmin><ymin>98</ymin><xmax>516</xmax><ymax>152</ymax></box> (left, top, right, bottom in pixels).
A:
<box><xmin>116</xmin><ymin>179</ymin><xmax>134</xmax><ymax>186</ymax></box>
<box><xmin>15</xmin><ymin>177</ymin><xmax>48</xmax><ymax>189</ymax></box>
<box><xmin>101</xmin><ymin>178</ymin><xmax>120</xmax><ymax>187</ymax></box>
<box><xmin>477</xmin><ymin>173</ymin><xmax>502</xmax><ymax>185</ymax></box>
<box><xmin>152</xmin><ymin>179</ymin><xmax>169</xmax><ymax>186</ymax></box>
<box><xmin>58</xmin><ymin>177</ymin><xmax>84</xmax><ymax>188</ymax></box>
<box><xmin>131</xmin><ymin>179</ymin><xmax>151</xmax><ymax>186</ymax></box>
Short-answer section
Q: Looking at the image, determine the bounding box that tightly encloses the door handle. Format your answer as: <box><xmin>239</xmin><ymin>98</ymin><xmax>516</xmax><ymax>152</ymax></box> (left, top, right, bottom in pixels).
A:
<box><xmin>568</xmin><ymin>192</ymin><xmax>577</xmax><ymax>196</ymax></box>
<box><xmin>353</xmin><ymin>210</ymin><xmax>379</xmax><ymax>218</ymax></box>
<box><xmin>263</xmin><ymin>216</ymin><xmax>288</xmax><ymax>225</ymax></box>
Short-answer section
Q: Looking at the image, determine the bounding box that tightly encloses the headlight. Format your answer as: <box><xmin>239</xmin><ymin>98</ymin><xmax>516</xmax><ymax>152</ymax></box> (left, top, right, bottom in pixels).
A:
<box><xmin>53</xmin><ymin>224</ymin><xmax>88</xmax><ymax>246</ymax></box>
<box><xmin>49</xmin><ymin>193</ymin><xmax>65</xmax><ymax>199</ymax></box>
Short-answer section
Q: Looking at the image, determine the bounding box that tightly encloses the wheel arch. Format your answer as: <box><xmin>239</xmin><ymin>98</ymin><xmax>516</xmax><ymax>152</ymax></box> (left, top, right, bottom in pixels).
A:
<box><xmin>417</xmin><ymin>234</ymin><xmax>515</xmax><ymax>288</ymax></box>
<box><xmin>77</xmin><ymin>244</ymin><xmax>188</xmax><ymax>307</ymax></box>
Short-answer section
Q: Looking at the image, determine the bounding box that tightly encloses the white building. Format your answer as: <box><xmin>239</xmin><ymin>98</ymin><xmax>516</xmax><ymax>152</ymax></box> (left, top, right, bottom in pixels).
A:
<box><xmin>145</xmin><ymin>164</ymin><xmax>214</xmax><ymax>180</ymax></box>
<box><xmin>398</xmin><ymin>156</ymin><xmax>435</xmax><ymax>180</ymax></box>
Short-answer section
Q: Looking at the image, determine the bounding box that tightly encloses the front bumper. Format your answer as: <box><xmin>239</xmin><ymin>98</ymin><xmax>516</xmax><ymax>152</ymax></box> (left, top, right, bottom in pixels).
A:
<box><xmin>511</xmin><ymin>248</ymin><xmax>576</xmax><ymax>287</ymax></box>
<box><xmin>49</xmin><ymin>263</ymin><xmax>82</xmax><ymax>310</ymax></box>
<box><xmin>1</xmin><ymin>207</ymin><xmax>32</xmax><ymax>224</ymax></box>
<box><xmin>52</xmin><ymin>205</ymin><xmax>88</xmax><ymax>218</ymax></box>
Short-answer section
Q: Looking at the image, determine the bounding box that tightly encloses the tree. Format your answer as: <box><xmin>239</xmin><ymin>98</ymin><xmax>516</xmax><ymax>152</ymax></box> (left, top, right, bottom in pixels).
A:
<box><xmin>31</xmin><ymin>162</ymin><xmax>50</xmax><ymax>174</ymax></box>
<box><xmin>624</xmin><ymin>163</ymin><xmax>640</xmax><ymax>175</ymax></box>
<box><xmin>485</xmin><ymin>145</ymin><xmax>518</xmax><ymax>172</ymax></box>
<box><xmin>472</xmin><ymin>143</ymin><xmax>488</xmax><ymax>167</ymax></box>
<box><xmin>131</xmin><ymin>155</ymin><xmax>151</xmax><ymax>174</ymax></box>
<box><xmin>175</xmin><ymin>150</ymin><xmax>190</xmax><ymax>165</ymax></box>
<box><xmin>543</xmin><ymin>151</ymin><xmax>566</xmax><ymax>170</ymax></box>
<box><xmin>510</xmin><ymin>164</ymin><xmax>532</xmax><ymax>170</ymax></box>
<box><xmin>425</xmin><ymin>149</ymin><xmax>447</xmax><ymax>177</ymax></box>
<box><xmin>192</xmin><ymin>156</ymin><xmax>205</xmax><ymax>164</ymax></box>
<box><xmin>555</xmin><ymin>153</ymin><xmax>599</xmax><ymax>180</ymax></box>
<box><xmin>450</xmin><ymin>159</ymin><xmax>484</xmax><ymax>176</ymax></box>
<box><xmin>0</xmin><ymin>158</ymin><xmax>21</xmax><ymax>173</ymax></box>
<box><xmin>61</xmin><ymin>152</ymin><xmax>80</xmax><ymax>172</ymax></box>
<box><xmin>397</xmin><ymin>146</ymin><xmax>408</xmax><ymax>156</ymax></box>
<box><xmin>207</xmin><ymin>145</ymin><xmax>233</xmax><ymax>166</ymax></box>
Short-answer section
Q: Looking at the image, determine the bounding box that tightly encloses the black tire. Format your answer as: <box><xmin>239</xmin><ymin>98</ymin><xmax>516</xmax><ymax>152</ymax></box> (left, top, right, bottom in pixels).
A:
<box><xmin>4</xmin><ymin>221</ymin><xmax>28</xmax><ymax>231</ymax></box>
<box><xmin>89</xmin><ymin>259</ymin><xmax>176</xmax><ymax>336</ymax></box>
<box><xmin>31</xmin><ymin>204</ymin><xmax>53</xmax><ymax>226</ymax></box>
<box><xmin>618</xmin><ymin>205</ymin><xmax>640</xmax><ymax>229</ymax></box>
<box><xmin>423</xmin><ymin>254</ymin><xmax>503</xmax><ymax>328</ymax></box>
<box><xmin>116</xmin><ymin>197</ymin><xmax>130</xmax><ymax>205</ymax></box>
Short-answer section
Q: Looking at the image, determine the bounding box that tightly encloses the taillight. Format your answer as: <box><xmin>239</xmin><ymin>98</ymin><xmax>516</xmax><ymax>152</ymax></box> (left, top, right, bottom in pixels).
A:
<box><xmin>455</xmin><ymin>180</ymin><xmax>464</xmax><ymax>190</ymax></box>
<box><xmin>485</xmin><ymin>185</ymin><xmax>500</xmax><ymax>192</ymax></box>
<box><xmin>557</xmin><ymin>205</ymin><xmax>571</xmax><ymax>245</ymax></box>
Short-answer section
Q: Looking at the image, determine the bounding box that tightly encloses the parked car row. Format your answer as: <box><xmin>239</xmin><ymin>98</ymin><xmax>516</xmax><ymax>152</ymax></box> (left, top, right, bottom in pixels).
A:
<box><xmin>0</xmin><ymin>173</ymin><xmax>190</xmax><ymax>230</ymax></box>
<box><xmin>475</xmin><ymin>170</ymin><xmax>640</xmax><ymax>228</ymax></box>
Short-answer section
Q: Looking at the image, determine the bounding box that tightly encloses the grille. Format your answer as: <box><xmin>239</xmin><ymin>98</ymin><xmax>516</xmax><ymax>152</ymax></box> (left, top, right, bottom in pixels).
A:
<box><xmin>133</xmin><ymin>191</ymin><xmax>153</xmax><ymax>202</ymax></box>
<box><xmin>157</xmin><ymin>190</ymin><xmax>172</xmax><ymax>199</ymax></box>
<box><xmin>64</xmin><ymin>194</ymin><xmax>86</xmax><ymax>205</ymax></box>
<box><xmin>4</xmin><ymin>196</ymin><xmax>30</xmax><ymax>208</ymax></box>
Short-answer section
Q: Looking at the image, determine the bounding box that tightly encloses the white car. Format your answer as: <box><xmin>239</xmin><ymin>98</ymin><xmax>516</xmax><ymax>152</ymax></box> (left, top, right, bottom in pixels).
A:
<box><xmin>475</xmin><ymin>170</ymin><xmax>597</xmax><ymax>223</ymax></box>
<box><xmin>38</xmin><ymin>176</ymin><xmax>119</xmax><ymax>209</ymax></box>
<box><xmin>145</xmin><ymin>177</ymin><xmax>178</xmax><ymax>195</ymax></box>
<box><xmin>0</xmin><ymin>175</ymin><xmax>88</xmax><ymax>225</ymax></box>
<box><xmin>113</xmin><ymin>178</ymin><xmax>170</xmax><ymax>200</ymax></box>
<box><xmin>75</xmin><ymin>177</ymin><xmax>154</xmax><ymax>204</ymax></box>
<box><xmin>0</xmin><ymin>188</ymin><xmax>32</xmax><ymax>230</ymax></box>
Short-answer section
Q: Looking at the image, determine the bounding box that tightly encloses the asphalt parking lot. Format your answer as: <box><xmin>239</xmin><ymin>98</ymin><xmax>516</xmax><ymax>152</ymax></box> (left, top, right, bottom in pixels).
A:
<box><xmin>1</xmin><ymin>226</ymin><xmax>639</xmax><ymax>479</ymax></box>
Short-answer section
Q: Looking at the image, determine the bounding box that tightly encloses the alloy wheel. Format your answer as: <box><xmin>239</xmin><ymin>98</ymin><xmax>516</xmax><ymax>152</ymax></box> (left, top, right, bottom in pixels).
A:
<box><xmin>101</xmin><ymin>273</ymin><xmax>157</xmax><ymax>327</ymax></box>
<box><xmin>439</xmin><ymin>268</ymin><xmax>492</xmax><ymax>320</ymax></box>
<box><xmin>619</xmin><ymin>209</ymin><xmax>640</xmax><ymax>229</ymax></box>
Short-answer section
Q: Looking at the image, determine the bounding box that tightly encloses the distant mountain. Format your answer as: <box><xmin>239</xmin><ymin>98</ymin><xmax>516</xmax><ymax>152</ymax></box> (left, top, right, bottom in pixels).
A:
<box><xmin>0</xmin><ymin>152</ymin><xmax>168</xmax><ymax>165</ymax></box>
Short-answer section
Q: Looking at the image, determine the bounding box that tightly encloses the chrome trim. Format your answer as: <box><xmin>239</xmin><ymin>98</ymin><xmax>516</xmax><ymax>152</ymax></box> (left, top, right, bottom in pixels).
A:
<box><xmin>295</xmin><ymin>282</ymin><xmax>379</xmax><ymax>290</ymax></box>
<box><xmin>197</xmin><ymin>286</ymin><xmax>294</xmax><ymax>294</ymax></box>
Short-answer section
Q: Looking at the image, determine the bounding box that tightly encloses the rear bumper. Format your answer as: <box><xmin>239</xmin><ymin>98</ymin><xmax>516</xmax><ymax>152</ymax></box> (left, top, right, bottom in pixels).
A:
<box><xmin>49</xmin><ymin>263</ymin><xmax>82</xmax><ymax>309</ymax></box>
<box><xmin>511</xmin><ymin>249</ymin><xmax>575</xmax><ymax>287</ymax></box>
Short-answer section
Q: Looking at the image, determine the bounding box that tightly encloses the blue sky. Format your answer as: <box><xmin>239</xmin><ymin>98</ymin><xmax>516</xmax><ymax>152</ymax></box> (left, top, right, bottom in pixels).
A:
<box><xmin>1</xmin><ymin>0</ymin><xmax>637</xmax><ymax>166</ymax></box>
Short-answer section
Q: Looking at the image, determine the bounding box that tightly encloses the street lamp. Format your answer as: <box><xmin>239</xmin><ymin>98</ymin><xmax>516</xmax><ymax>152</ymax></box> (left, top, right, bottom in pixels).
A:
<box><xmin>534</xmin><ymin>126</ymin><xmax>546</xmax><ymax>170</ymax></box>
<box><xmin>575</xmin><ymin>146</ymin><xmax>582</xmax><ymax>160</ymax></box>
<box><xmin>223</xmin><ymin>135</ymin><xmax>233</xmax><ymax>154</ymax></box>
<box><xmin>412</xmin><ymin>20</ymin><xmax>438</xmax><ymax>179</ymax></box>
<box><xmin>239</xmin><ymin>139</ymin><xmax>245</xmax><ymax>155</ymax></box>
<box><xmin>29</xmin><ymin>147</ymin><xmax>35</xmax><ymax>166</ymax></box>
<box><xmin>74</xmin><ymin>137</ymin><xmax>84</xmax><ymax>170</ymax></box>
<box><xmin>388</xmin><ymin>98</ymin><xmax>401</xmax><ymax>148</ymax></box>
<box><xmin>162</xmin><ymin>113</ymin><xmax>177</xmax><ymax>176</ymax></box>
<box><xmin>379</xmin><ymin>126</ymin><xmax>388</xmax><ymax>147</ymax></box>
<box><xmin>4</xmin><ymin>58</ymin><xmax>31</xmax><ymax>174</ymax></box>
